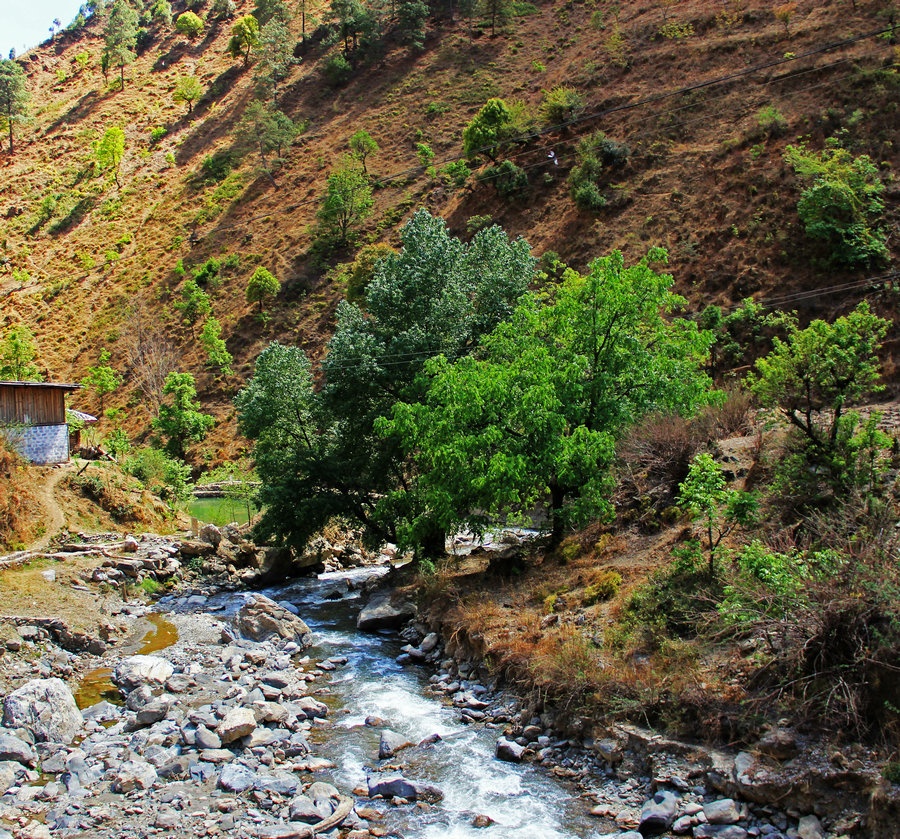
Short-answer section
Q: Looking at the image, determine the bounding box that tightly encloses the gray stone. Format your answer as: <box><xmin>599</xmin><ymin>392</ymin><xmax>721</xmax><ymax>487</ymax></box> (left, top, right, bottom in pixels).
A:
<box><xmin>294</xmin><ymin>696</ymin><xmax>328</xmax><ymax>719</ymax></box>
<box><xmin>113</xmin><ymin>656</ymin><xmax>174</xmax><ymax>692</ymax></box>
<box><xmin>125</xmin><ymin>685</ymin><xmax>156</xmax><ymax>711</ymax></box>
<box><xmin>195</xmin><ymin>725</ymin><xmax>221</xmax><ymax>750</ymax></box>
<box><xmin>231</xmin><ymin>594</ymin><xmax>313</xmax><ymax>647</ymax></box>
<box><xmin>797</xmin><ymin>815</ymin><xmax>825</xmax><ymax>839</ymax></box>
<box><xmin>256</xmin><ymin>770</ymin><xmax>299</xmax><ymax>795</ymax></box>
<box><xmin>379</xmin><ymin>729</ymin><xmax>414</xmax><ymax>760</ymax></box>
<box><xmin>0</xmin><ymin>734</ymin><xmax>37</xmax><ymax>766</ymax></box>
<box><xmin>755</xmin><ymin>728</ymin><xmax>798</xmax><ymax>760</ymax></box>
<box><xmin>495</xmin><ymin>737</ymin><xmax>526</xmax><ymax>763</ymax></box>
<box><xmin>218</xmin><ymin>762</ymin><xmax>258</xmax><ymax>792</ymax></box>
<box><xmin>2</xmin><ymin>679</ymin><xmax>83</xmax><ymax>744</ymax></box>
<box><xmin>638</xmin><ymin>790</ymin><xmax>679</xmax><ymax>834</ymax></box>
<box><xmin>693</xmin><ymin>827</ymin><xmax>748</xmax><ymax>839</ymax></box>
<box><xmin>672</xmin><ymin>815</ymin><xmax>693</xmax><ymax>834</ymax></box>
<box><xmin>135</xmin><ymin>700</ymin><xmax>170</xmax><ymax>727</ymax></box>
<box><xmin>704</xmin><ymin>799</ymin><xmax>741</xmax><ymax>825</ymax></box>
<box><xmin>367</xmin><ymin>772</ymin><xmax>442</xmax><ymax>801</ymax></box>
<box><xmin>112</xmin><ymin>759</ymin><xmax>157</xmax><ymax>792</ymax></box>
<box><xmin>595</xmin><ymin>737</ymin><xmax>623</xmax><ymax>764</ymax></box>
<box><xmin>356</xmin><ymin>590</ymin><xmax>417</xmax><ymax>631</ymax></box>
<box><xmin>420</xmin><ymin>633</ymin><xmax>439</xmax><ymax>653</ymax></box>
<box><xmin>217</xmin><ymin>706</ymin><xmax>257</xmax><ymax>744</ymax></box>
<box><xmin>200</xmin><ymin>749</ymin><xmax>235</xmax><ymax>763</ymax></box>
<box><xmin>288</xmin><ymin>794</ymin><xmax>328</xmax><ymax>823</ymax></box>
<box><xmin>199</xmin><ymin>523</ymin><xmax>223</xmax><ymax>548</ymax></box>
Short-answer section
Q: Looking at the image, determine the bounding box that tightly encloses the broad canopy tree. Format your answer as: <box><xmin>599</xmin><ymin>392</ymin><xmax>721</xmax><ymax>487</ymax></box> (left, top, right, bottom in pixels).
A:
<box><xmin>384</xmin><ymin>248</ymin><xmax>716</xmax><ymax>546</ymax></box>
<box><xmin>236</xmin><ymin>210</ymin><xmax>535</xmax><ymax>554</ymax></box>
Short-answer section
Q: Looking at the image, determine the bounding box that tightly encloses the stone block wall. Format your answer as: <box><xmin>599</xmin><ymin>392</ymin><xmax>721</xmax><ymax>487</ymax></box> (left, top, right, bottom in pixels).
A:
<box><xmin>1</xmin><ymin>423</ymin><xmax>70</xmax><ymax>464</ymax></box>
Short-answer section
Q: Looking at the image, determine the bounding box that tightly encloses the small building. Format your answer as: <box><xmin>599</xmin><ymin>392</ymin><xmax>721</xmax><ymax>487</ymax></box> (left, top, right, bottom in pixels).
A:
<box><xmin>0</xmin><ymin>381</ymin><xmax>80</xmax><ymax>464</ymax></box>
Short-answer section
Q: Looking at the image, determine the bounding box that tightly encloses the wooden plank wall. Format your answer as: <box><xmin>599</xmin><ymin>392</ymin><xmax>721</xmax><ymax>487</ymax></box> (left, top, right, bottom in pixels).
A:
<box><xmin>0</xmin><ymin>386</ymin><xmax>66</xmax><ymax>425</ymax></box>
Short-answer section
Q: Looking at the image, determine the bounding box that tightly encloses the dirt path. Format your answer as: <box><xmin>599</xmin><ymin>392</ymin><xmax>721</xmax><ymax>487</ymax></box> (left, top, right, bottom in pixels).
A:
<box><xmin>30</xmin><ymin>462</ymin><xmax>76</xmax><ymax>551</ymax></box>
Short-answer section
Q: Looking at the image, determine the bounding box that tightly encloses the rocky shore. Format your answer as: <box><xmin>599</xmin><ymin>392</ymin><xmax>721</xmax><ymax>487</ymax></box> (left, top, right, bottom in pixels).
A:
<box><xmin>0</xmin><ymin>529</ymin><xmax>896</xmax><ymax>839</ymax></box>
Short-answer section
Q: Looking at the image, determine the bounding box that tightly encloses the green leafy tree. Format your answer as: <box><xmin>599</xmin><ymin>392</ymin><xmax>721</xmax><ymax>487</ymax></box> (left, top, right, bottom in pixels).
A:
<box><xmin>480</xmin><ymin>0</ymin><xmax>511</xmax><ymax>37</ymax></box>
<box><xmin>348</xmin><ymin>129</ymin><xmax>378</xmax><ymax>174</ymax></box>
<box><xmin>228</xmin><ymin>15</ymin><xmax>260</xmax><ymax>66</ymax></box>
<box><xmin>173</xmin><ymin>277</ymin><xmax>212</xmax><ymax>332</ymax></box>
<box><xmin>384</xmin><ymin>248</ymin><xmax>715</xmax><ymax>548</ymax></box>
<box><xmin>254</xmin><ymin>16</ymin><xmax>295</xmax><ymax>104</ymax></box>
<box><xmin>175</xmin><ymin>10</ymin><xmax>204</xmax><ymax>38</ymax></box>
<box><xmin>152</xmin><ymin>372</ymin><xmax>215</xmax><ymax>458</ymax></box>
<box><xmin>750</xmin><ymin>301</ymin><xmax>890</xmax><ymax>493</ymax></box>
<box><xmin>254</xmin><ymin>0</ymin><xmax>292</xmax><ymax>25</ymax></box>
<box><xmin>677</xmin><ymin>452</ymin><xmax>759</xmax><ymax>577</ymax></box>
<box><xmin>0</xmin><ymin>59</ymin><xmax>29</xmax><ymax>154</ymax></box>
<box><xmin>237</xmin><ymin>210</ymin><xmax>535</xmax><ymax>555</ymax></box>
<box><xmin>173</xmin><ymin>74</ymin><xmax>203</xmax><ymax>113</ymax></box>
<box><xmin>397</xmin><ymin>0</ymin><xmax>429</xmax><ymax>49</ymax></box>
<box><xmin>200</xmin><ymin>316</ymin><xmax>233</xmax><ymax>375</ymax></box>
<box><xmin>784</xmin><ymin>141</ymin><xmax>888</xmax><ymax>267</ymax></box>
<box><xmin>235</xmin><ymin>100</ymin><xmax>296</xmax><ymax>175</ymax></box>
<box><xmin>81</xmin><ymin>349</ymin><xmax>123</xmax><ymax>413</ymax></box>
<box><xmin>125</xmin><ymin>445</ymin><xmax>193</xmax><ymax>506</ymax></box>
<box><xmin>317</xmin><ymin>159</ymin><xmax>374</xmax><ymax>243</ymax></box>
<box><xmin>0</xmin><ymin>325</ymin><xmax>41</xmax><ymax>381</ymax></box>
<box><xmin>103</xmin><ymin>0</ymin><xmax>139</xmax><ymax>89</ymax></box>
<box><xmin>329</xmin><ymin>0</ymin><xmax>373</xmax><ymax>53</ymax></box>
<box><xmin>150</xmin><ymin>0</ymin><xmax>173</xmax><ymax>25</ymax></box>
<box><xmin>94</xmin><ymin>126</ymin><xmax>126</xmax><ymax>187</ymax></box>
<box><xmin>462</xmin><ymin>97</ymin><xmax>515</xmax><ymax>162</ymax></box>
<box><xmin>246</xmin><ymin>266</ymin><xmax>280</xmax><ymax>312</ymax></box>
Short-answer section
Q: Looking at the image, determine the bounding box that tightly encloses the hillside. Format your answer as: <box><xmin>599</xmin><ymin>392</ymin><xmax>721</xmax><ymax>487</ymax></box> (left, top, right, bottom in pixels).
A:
<box><xmin>1</xmin><ymin>0</ymin><xmax>898</xmax><ymax>457</ymax></box>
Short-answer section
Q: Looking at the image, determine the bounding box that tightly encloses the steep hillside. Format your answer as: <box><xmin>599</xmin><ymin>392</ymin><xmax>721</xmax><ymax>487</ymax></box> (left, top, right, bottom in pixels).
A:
<box><xmin>1</xmin><ymin>0</ymin><xmax>898</xmax><ymax>459</ymax></box>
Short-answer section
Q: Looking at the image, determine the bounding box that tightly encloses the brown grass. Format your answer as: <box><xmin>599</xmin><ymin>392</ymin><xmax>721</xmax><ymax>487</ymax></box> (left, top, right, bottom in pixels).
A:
<box><xmin>0</xmin><ymin>441</ymin><xmax>43</xmax><ymax>550</ymax></box>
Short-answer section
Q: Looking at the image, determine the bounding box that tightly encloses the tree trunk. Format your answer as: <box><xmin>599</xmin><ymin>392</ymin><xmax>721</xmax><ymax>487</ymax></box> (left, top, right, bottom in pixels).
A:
<box><xmin>548</xmin><ymin>482</ymin><xmax>566</xmax><ymax>549</ymax></box>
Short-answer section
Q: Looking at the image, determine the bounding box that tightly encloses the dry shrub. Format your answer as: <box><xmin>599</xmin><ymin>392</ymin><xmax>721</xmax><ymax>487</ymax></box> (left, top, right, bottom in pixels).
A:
<box><xmin>617</xmin><ymin>412</ymin><xmax>705</xmax><ymax>508</ymax></box>
<box><xmin>699</xmin><ymin>387</ymin><xmax>755</xmax><ymax>438</ymax></box>
<box><xmin>0</xmin><ymin>440</ymin><xmax>41</xmax><ymax>549</ymax></box>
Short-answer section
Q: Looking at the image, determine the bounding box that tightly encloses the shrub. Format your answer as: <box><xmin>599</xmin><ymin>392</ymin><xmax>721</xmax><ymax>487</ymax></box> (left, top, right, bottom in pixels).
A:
<box><xmin>756</xmin><ymin>105</ymin><xmax>787</xmax><ymax>137</ymax></box>
<box><xmin>583</xmin><ymin>570</ymin><xmax>622</xmax><ymax>604</ymax></box>
<box><xmin>200</xmin><ymin>151</ymin><xmax>234</xmax><ymax>183</ymax></box>
<box><xmin>568</xmin><ymin>131</ymin><xmax>629</xmax><ymax>211</ymax></box>
<box><xmin>784</xmin><ymin>141</ymin><xmax>888</xmax><ymax>266</ymax></box>
<box><xmin>149</xmin><ymin>125</ymin><xmax>167</xmax><ymax>143</ymax></box>
<box><xmin>124</xmin><ymin>447</ymin><xmax>192</xmax><ymax>506</ymax></box>
<box><xmin>539</xmin><ymin>85</ymin><xmax>584</xmax><ymax>125</ymax></box>
<box><xmin>323</xmin><ymin>53</ymin><xmax>352</xmax><ymax>86</ymax></box>
<box><xmin>192</xmin><ymin>256</ymin><xmax>221</xmax><ymax>286</ymax></box>
<box><xmin>478</xmin><ymin>160</ymin><xmax>528</xmax><ymax>198</ymax></box>
<box><xmin>443</xmin><ymin>159</ymin><xmax>471</xmax><ymax>188</ymax></box>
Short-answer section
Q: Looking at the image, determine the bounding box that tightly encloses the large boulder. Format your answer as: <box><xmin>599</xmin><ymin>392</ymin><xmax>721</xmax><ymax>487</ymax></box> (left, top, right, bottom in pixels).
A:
<box><xmin>230</xmin><ymin>594</ymin><xmax>313</xmax><ymax>648</ymax></box>
<box><xmin>0</xmin><ymin>733</ymin><xmax>37</xmax><ymax>766</ymax></box>
<box><xmin>639</xmin><ymin>790</ymin><xmax>679</xmax><ymax>835</ymax></box>
<box><xmin>356</xmin><ymin>590</ymin><xmax>416</xmax><ymax>631</ymax></box>
<box><xmin>2</xmin><ymin>679</ymin><xmax>83</xmax><ymax>744</ymax></box>
<box><xmin>112</xmin><ymin>656</ymin><xmax>174</xmax><ymax>693</ymax></box>
<box><xmin>216</xmin><ymin>707</ymin><xmax>257</xmax><ymax>744</ymax></box>
<box><xmin>367</xmin><ymin>772</ymin><xmax>442</xmax><ymax>801</ymax></box>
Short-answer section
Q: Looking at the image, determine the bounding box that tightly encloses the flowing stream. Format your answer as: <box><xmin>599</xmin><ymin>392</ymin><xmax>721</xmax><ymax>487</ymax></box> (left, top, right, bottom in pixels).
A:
<box><xmin>264</xmin><ymin>566</ymin><xmax>602</xmax><ymax>838</ymax></box>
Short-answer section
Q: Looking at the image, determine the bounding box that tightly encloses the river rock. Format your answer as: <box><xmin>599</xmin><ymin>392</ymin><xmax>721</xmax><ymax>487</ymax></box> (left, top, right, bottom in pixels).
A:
<box><xmin>113</xmin><ymin>655</ymin><xmax>175</xmax><ymax>692</ymax></box>
<box><xmin>704</xmin><ymin>799</ymin><xmax>741</xmax><ymax>825</ymax></box>
<box><xmin>134</xmin><ymin>699</ymin><xmax>170</xmax><ymax>726</ymax></box>
<box><xmin>797</xmin><ymin>815</ymin><xmax>825</xmax><ymax>839</ymax></box>
<box><xmin>112</xmin><ymin>759</ymin><xmax>157</xmax><ymax>792</ymax></box>
<box><xmin>289</xmin><ymin>794</ymin><xmax>329</xmax><ymax>823</ymax></box>
<box><xmin>231</xmin><ymin>594</ymin><xmax>314</xmax><ymax>648</ymax></box>
<box><xmin>693</xmin><ymin>827</ymin><xmax>748</xmax><ymax>839</ymax></box>
<box><xmin>638</xmin><ymin>790</ymin><xmax>679</xmax><ymax>834</ymax></box>
<box><xmin>755</xmin><ymin>728</ymin><xmax>798</xmax><ymax>760</ymax></box>
<box><xmin>217</xmin><ymin>707</ymin><xmax>257</xmax><ymax>743</ymax></box>
<box><xmin>2</xmin><ymin>679</ymin><xmax>83</xmax><ymax>744</ymax></box>
<box><xmin>495</xmin><ymin>737</ymin><xmax>526</xmax><ymax>763</ymax></box>
<box><xmin>218</xmin><ymin>763</ymin><xmax>258</xmax><ymax>793</ymax></box>
<box><xmin>200</xmin><ymin>523</ymin><xmax>223</xmax><ymax>548</ymax></box>
<box><xmin>0</xmin><ymin>733</ymin><xmax>37</xmax><ymax>766</ymax></box>
<box><xmin>356</xmin><ymin>590</ymin><xmax>416</xmax><ymax>631</ymax></box>
<box><xmin>367</xmin><ymin>773</ymin><xmax>442</xmax><ymax>801</ymax></box>
<box><xmin>195</xmin><ymin>725</ymin><xmax>222</xmax><ymax>750</ymax></box>
<box><xmin>379</xmin><ymin>729</ymin><xmax>414</xmax><ymax>760</ymax></box>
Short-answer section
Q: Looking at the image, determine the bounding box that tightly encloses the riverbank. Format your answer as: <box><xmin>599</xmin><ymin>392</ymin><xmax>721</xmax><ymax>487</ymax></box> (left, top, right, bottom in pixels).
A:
<box><xmin>1</xmin><ymin>528</ymin><xmax>897</xmax><ymax>839</ymax></box>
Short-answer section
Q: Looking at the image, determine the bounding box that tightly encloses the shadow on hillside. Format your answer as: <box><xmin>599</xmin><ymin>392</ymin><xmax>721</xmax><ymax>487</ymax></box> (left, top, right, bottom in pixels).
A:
<box><xmin>47</xmin><ymin>89</ymin><xmax>103</xmax><ymax>134</ymax></box>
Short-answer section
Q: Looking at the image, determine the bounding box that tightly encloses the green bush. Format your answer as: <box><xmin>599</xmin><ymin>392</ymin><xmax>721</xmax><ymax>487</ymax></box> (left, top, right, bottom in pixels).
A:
<box><xmin>568</xmin><ymin>131</ymin><xmax>629</xmax><ymax>211</ymax></box>
<box><xmin>323</xmin><ymin>53</ymin><xmax>353</xmax><ymax>86</ymax></box>
<box><xmin>756</xmin><ymin>105</ymin><xmax>787</xmax><ymax>137</ymax></box>
<box><xmin>479</xmin><ymin>160</ymin><xmax>528</xmax><ymax>199</ymax></box>
<box><xmin>200</xmin><ymin>151</ymin><xmax>235</xmax><ymax>183</ymax></box>
<box><xmin>784</xmin><ymin>141</ymin><xmax>888</xmax><ymax>266</ymax></box>
<box><xmin>192</xmin><ymin>256</ymin><xmax>221</xmax><ymax>286</ymax></box>
<box><xmin>539</xmin><ymin>85</ymin><xmax>584</xmax><ymax>125</ymax></box>
<box><xmin>443</xmin><ymin>159</ymin><xmax>471</xmax><ymax>188</ymax></box>
<box><xmin>124</xmin><ymin>447</ymin><xmax>192</xmax><ymax>507</ymax></box>
<box><xmin>583</xmin><ymin>570</ymin><xmax>622</xmax><ymax>604</ymax></box>
<box><xmin>149</xmin><ymin>126</ymin><xmax>167</xmax><ymax>144</ymax></box>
